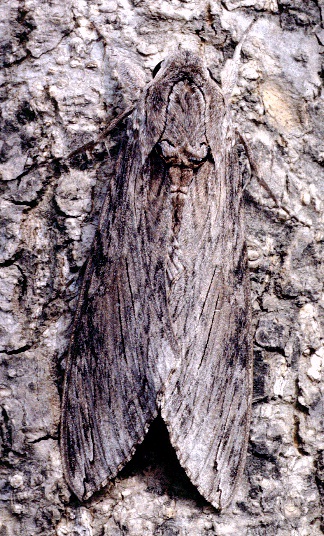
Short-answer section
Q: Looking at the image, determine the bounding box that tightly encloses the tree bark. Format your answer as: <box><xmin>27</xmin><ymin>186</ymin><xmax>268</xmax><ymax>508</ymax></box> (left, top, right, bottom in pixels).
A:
<box><xmin>0</xmin><ymin>0</ymin><xmax>323</xmax><ymax>534</ymax></box>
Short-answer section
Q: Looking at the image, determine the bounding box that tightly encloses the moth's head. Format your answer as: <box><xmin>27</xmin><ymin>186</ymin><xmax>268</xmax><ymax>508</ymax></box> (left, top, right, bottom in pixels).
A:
<box><xmin>156</xmin><ymin>78</ymin><xmax>210</xmax><ymax>168</ymax></box>
<box><xmin>137</xmin><ymin>50</ymin><xmax>225</xmax><ymax>166</ymax></box>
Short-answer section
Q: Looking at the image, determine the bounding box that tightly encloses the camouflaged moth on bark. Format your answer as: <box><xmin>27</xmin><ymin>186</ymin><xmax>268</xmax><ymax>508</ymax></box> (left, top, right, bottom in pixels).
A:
<box><xmin>61</xmin><ymin>48</ymin><xmax>253</xmax><ymax>510</ymax></box>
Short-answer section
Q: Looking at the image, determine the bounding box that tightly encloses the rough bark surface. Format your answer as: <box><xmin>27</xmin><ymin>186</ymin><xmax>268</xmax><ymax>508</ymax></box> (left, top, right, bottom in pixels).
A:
<box><xmin>0</xmin><ymin>1</ymin><xmax>323</xmax><ymax>535</ymax></box>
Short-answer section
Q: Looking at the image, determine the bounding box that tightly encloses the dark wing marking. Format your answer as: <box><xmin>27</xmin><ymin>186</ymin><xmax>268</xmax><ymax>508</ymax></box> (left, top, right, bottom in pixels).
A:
<box><xmin>161</xmin><ymin>140</ymin><xmax>252</xmax><ymax>510</ymax></box>
<box><xmin>61</xmin><ymin>139</ymin><xmax>177</xmax><ymax>500</ymax></box>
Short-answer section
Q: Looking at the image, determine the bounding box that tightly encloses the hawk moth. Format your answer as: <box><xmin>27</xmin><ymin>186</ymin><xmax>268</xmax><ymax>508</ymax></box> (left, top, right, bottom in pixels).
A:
<box><xmin>61</xmin><ymin>49</ymin><xmax>253</xmax><ymax>511</ymax></box>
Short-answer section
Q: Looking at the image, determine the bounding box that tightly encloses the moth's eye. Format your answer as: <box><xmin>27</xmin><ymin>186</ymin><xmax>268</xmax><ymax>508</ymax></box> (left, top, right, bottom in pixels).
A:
<box><xmin>189</xmin><ymin>157</ymin><xmax>203</xmax><ymax>164</ymax></box>
<box><xmin>152</xmin><ymin>61</ymin><xmax>163</xmax><ymax>78</ymax></box>
<box><xmin>157</xmin><ymin>140</ymin><xmax>176</xmax><ymax>160</ymax></box>
<box><xmin>187</xmin><ymin>146</ymin><xmax>210</xmax><ymax>166</ymax></box>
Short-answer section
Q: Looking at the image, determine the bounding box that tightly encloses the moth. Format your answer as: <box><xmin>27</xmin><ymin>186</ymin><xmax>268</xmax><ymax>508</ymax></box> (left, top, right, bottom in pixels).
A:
<box><xmin>61</xmin><ymin>48</ymin><xmax>253</xmax><ymax>511</ymax></box>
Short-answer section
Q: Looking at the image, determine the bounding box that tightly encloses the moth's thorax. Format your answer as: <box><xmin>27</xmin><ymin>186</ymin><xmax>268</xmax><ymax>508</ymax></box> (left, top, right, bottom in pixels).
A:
<box><xmin>169</xmin><ymin>166</ymin><xmax>192</xmax><ymax>195</ymax></box>
<box><xmin>157</xmin><ymin>79</ymin><xmax>209</xmax><ymax>169</ymax></box>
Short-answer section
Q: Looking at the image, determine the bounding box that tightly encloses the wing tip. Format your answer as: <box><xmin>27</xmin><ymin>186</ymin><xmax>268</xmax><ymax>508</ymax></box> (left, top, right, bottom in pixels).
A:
<box><xmin>83</xmin><ymin>476</ymin><xmax>110</xmax><ymax>501</ymax></box>
<box><xmin>161</xmin><ymin>409</ymin><xmax>247</xmax><ymax>512</ymax></box>
<box><xmin>62</xmin><ymin>412</ymin><xmax>159</xmax><ymax>502</ymax></box>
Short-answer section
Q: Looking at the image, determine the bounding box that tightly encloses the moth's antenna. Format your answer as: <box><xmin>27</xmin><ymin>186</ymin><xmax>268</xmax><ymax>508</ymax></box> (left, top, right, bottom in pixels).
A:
<box><xmin>67</xmin><ymin>105</ymin><xmax>134</xmax><ymax>160</ymax></box>
<box><xmin>14</xmin><ymin>106</ymin><xmax>134</xmax><ymax>181</ymax></box>
<box><xmin>221</xmin><ymin>20</ymin><xmax>255</xmax><ymax>102</ymax></box>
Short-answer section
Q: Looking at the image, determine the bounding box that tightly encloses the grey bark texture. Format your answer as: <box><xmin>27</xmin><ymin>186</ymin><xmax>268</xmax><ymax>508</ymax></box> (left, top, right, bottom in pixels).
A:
<box><xmin>0</xmin><ymin>0</ymin><xmax>323</xmax><ymax>535</ymax></box>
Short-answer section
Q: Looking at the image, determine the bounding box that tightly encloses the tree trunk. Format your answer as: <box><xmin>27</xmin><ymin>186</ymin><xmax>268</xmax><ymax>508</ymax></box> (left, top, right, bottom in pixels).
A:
<box><xmin>0</xmin><ymin>1</ymin><xmax>323</xmax><ymax>534</ymax></box>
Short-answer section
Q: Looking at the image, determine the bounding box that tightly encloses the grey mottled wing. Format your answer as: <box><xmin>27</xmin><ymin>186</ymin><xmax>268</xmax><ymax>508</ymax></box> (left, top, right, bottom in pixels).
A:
<box><xmin>61</xmin><ymin>139</ymin><xmax>177</xmax><ymax>500</ymax></box>
<box><xmin>161</xmin><ymin>142</ymin><xmax>252</xmax><ymax>510</ymax></box>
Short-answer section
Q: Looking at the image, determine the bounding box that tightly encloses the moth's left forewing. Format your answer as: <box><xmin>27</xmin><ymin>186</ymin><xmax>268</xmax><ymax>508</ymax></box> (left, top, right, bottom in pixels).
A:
<box><xmin>161</xmin><ymin>64</ymin><xmax>253</xmax><ymax>510</ymax></box>
<box><xmin>61</xmin><ymin>112</ymin><xmax>178</xmax><ymax>502</ymax></box>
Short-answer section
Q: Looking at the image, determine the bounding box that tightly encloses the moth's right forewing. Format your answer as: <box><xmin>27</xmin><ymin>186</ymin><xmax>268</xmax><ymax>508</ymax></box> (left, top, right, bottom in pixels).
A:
<box><xmin>160</xmin><ymin>62</ymin><xmax>253</xmax><ymax>511</ymax></box>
